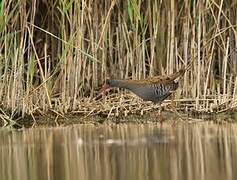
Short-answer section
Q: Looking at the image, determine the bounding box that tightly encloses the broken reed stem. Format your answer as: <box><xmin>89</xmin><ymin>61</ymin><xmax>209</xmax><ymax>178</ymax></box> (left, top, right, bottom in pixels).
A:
<box><xmin>27</xmin><ymin>26</ymin><xmax>52</xmax><ymax>109</ymax></box>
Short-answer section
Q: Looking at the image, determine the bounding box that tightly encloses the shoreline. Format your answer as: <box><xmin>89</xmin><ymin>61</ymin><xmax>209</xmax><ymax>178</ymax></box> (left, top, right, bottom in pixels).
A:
<box><xmin>1</xmin><ymin>93</ymin><xmax>237</xmax><ymax>128</ymax></box>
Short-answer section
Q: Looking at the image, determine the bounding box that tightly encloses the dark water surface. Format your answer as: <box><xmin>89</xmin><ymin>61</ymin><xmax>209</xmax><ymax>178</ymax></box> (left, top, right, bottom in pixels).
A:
<box><xmin>1</xmin><ymin>122</ymin><xmax>237</xmax><ymax>180</ymax></box>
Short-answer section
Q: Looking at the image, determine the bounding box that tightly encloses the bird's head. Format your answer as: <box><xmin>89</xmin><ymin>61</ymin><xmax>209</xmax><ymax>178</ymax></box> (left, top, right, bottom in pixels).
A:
<box><xmin>100</xmin><ymin>79</ymin><xmax>112</xmax><ymax>92</ymax></box>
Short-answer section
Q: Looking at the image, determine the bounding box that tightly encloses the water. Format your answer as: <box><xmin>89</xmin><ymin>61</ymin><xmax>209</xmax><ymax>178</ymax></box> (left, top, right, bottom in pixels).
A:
<box><xmin>1</xmin><ymin>122</ymin><xmax>237</xmax><ymax>180</ymax></box>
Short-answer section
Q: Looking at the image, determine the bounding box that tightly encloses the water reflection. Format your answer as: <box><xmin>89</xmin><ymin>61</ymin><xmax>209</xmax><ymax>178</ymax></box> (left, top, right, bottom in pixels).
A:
<box><xmin>0</xmin><ymin>123</ymin><xmax>237</xmax><ymax>180</ymax></box>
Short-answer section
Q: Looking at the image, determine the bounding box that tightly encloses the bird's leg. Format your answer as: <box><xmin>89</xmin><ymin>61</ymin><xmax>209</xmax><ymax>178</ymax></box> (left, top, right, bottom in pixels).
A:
<box><xmin>154</xmin><ymin>103</ymin><xmax>165</xmax><ymax>125</ymax></box>
<box><xmin>159</xmin><ymin>109</ymin><xmax>165</xmax><ymax>126</ymax></box>
<box><xmin>167</xmin><ymin>93</ymin><xmax>183</xmax><ymax>126</ymax></box>
<box><xmin>169</xmin><ymin>93</ymin><xmax>176</xmax><ymax>109</ymax></box>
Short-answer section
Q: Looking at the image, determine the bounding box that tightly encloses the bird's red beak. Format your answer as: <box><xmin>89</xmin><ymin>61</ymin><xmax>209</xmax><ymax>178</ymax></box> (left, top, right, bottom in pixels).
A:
<box><xmin>100</xmin><ymin>84</ymin><xmax>111</xmax><ymax>92</ymax></box>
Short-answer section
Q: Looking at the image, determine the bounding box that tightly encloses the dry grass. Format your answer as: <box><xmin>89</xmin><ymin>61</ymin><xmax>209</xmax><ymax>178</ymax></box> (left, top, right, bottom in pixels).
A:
<box><xmin>0</xmin><ymin>0</ymin><xmax>237</xmax><ymax>121</ymax></box>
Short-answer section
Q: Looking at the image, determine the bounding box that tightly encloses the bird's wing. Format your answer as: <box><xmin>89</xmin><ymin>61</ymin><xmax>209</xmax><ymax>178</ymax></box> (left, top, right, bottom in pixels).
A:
<box><xmin>128</xmin><ymin>82</ymin><xmax>178</xmax><ymax>103</ymax></box>
<box><xmin>145</xmin><ymin>68</ymin><xmax>186</xmax><ymax>84</ymax></box>
<box><xmin>116</xmin><ymin>67</ymin><xmax>186</xmax><ymax>86</ymax></box>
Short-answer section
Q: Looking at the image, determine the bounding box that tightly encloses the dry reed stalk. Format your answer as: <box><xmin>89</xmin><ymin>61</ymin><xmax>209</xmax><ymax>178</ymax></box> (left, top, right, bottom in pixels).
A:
<box><xmin>196</xmin><ymin>3</ymin><xmax>202</xmax><ymax>110</ymax></box>
<box><xmin>182</xmin><ymin>0</ymin><xmax>189</xmax><ymax>97</ymax></box>
<box><xmin>222</xmin><ymin>37</ymin><xmax>229</xmax><ymax>103</ymax></box>
<box><xmin>169</xmin><ymin>0</ymin><xmax>175</xmax><ymax>75</ymax></box>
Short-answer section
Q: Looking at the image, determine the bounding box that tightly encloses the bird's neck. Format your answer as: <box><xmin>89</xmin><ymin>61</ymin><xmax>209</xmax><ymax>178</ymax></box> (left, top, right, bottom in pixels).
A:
<box><xmin>109</xmin><ymin>80</ymin><xmax>130</xmax><ymax>89</ymax></box>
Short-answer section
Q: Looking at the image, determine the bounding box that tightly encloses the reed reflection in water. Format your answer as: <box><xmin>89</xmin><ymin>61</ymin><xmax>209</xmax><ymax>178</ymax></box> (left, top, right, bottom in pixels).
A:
<box><xmin>1</xmin><ymin>123</ymin><xmax>237</xmax><ymax>180</ymax></box>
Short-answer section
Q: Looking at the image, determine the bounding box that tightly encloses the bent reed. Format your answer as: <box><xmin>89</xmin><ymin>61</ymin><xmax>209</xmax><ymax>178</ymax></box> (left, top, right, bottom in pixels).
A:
<box><xmin>0</xmin><ymin>0</ymin><xmax>237</xmax><ymax>122</ymax></box>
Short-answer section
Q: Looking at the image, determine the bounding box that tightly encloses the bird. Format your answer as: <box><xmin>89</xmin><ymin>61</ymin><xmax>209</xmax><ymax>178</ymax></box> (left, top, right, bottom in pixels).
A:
<box><xmin>101</xmin><ymin>67</ymin><xmax>187</xmax><ymax>104</ymax></box>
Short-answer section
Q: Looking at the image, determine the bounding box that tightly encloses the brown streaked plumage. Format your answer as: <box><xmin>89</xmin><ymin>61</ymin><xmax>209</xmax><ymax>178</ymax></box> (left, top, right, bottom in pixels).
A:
<box><xmin>101</xmin><ymin>68</ymin><xmax>187</xmax><ymax>103</ymax></box>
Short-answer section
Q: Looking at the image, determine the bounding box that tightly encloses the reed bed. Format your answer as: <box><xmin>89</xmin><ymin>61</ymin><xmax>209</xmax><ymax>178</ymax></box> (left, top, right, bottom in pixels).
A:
<box><xmin>0</xmin><ymin>0</ymin><xmax>237</xmax><ymax>121</ymax></box>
